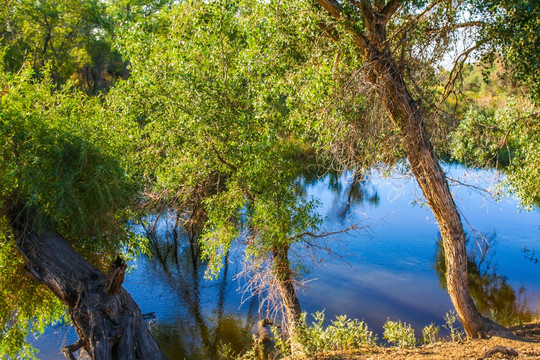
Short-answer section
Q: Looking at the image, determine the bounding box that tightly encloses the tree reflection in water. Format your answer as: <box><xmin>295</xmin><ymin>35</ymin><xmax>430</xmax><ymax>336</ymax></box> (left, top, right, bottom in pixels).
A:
<box><xmin>136</xmin><ymin>170</ymin><xmax>381</xmax><ymax>359</ymax></box>
<box><xmin>436</xmin><ymin>233</ymin><xmax>536</xmax><ymax>327</ymax></box>
<box><xmin>140</xmin><ymin>214</ymin><xmax>257</xmax><ymax>360</ymax></box>
<box><xmin>329</xmin><ymin>171</ymin><xmax>380</xmax><ymax>221</ymax></box>
<box><xmin>301</xmin><ymin>168</ymin><xmax>380</xmax><ymax>221</ymax></box>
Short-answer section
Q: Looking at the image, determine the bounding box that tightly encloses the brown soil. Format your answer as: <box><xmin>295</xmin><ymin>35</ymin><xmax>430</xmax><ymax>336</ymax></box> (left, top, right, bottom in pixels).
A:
<box><xmin>298</xmin><ymin>322</ymin><xmax>540</xmax><ymax>360</ymax></box>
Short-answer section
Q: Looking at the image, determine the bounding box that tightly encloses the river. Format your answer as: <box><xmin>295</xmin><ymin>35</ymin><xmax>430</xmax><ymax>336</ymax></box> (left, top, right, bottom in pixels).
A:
<box><xmin>33</xmin><ymin>164</ymin><xmax>540</xmax><ymax>359</ymax></box>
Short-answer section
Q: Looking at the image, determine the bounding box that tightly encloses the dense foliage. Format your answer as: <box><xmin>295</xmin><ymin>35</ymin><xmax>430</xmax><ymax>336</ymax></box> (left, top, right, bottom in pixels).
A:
<box><xmin>452</xmin><ymin>101</ymin><xmax>539</xmax><ymax>208</ymax></box>
<box><xmin>0</xmin><ymin>0</ymin><xmax>538</xmax><ymax>357</ymax></box>
<box><xmin>0</xmin><ymin>68</ymin><xmax>138</xmax><ymax>357</ymax></box>
<box><xmin>478</xmin><ymin>0</ymin><xmax>540</xmax><ymax>102</ymax></box>
<box><xmin>108</xmin><ymin>0</ymin><xmax>331</xmax><ymax>292</ymax></box>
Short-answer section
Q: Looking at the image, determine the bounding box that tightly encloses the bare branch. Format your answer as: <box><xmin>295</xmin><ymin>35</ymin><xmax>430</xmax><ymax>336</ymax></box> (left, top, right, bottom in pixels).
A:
<box><xmin>146</xmin><ymin>208</ymin><xmax>165</xmax><ymax>234</ymax></box>
<box><xmin>105</xmin><ymin>256</ymin><xmax>127</xmax><ymax>295</ymax></box>
<box><xmin>440</xmin><ymin>43</ymin><xmax>480</xmax><ymax>105</ymax></box>
<box><xmin>446</xmin><ymin>176</ymin><xmax>494</xmax><ymax>197</ymax></box>
<box><xmin>356</xmin><ymin>0</ymin><xmax>377</xmax><ymax>29</ymax></box>
<box><xmin>315</xmin><ymin>0</ymin><xmax>341</xmax><ymax>18</ymax></box>
<box><xmin>425</xmin><ymin>21</ymin><xmax>484</xmax><ymax>34</ymax></box>
<box><xmin>209</xmin><ymin>140</ymin><xmax>238</xmax><ymax>171</ymax></box>
<box><xmin>374</xmin><ymin>0</ymin><xmax>385</xmax><ymax>12</ymax></box>
<box><xmin>291</xmin><ymin>224</ymin><xmax>360</xmax><ymax>241</ymax></box>
<box><xmin>387</xmin><ymin>0</ymin><xmax>441</xmax><ymax>42</ymax></box>
<box><xmin>62</xmin><ymin>339</ymin><xmax>84</xmax><ymax>360</ymax></box>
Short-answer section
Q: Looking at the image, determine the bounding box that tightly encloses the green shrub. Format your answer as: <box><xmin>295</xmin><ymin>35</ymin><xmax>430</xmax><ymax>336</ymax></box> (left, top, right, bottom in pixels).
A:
<box><xmin>421</xmin><ymin>323</ymin><xmax>440</xmax><ymax>344</ymax></box>
<box><xmin>443</xmin><ymin>310</ymin><xmax>465</xmax><ymax>342</ymax></box>
<box><xmin>271</xmin><ymin>325</ymin><xmax>292</xmax><ymax>357</ymax></box>
<box><xmin>326</xmin><ymin>315</ymin><xmax>378</xmax><ymax>349</ymax></box>
<box><xmin>294</xmin><ymin>311</ymin><xmax>327</xmax><ymax>356</ymax></box>
<box><xmin>216</xmin><ymin>341</ymin><xmax>237</xmax><ymax>360</ymax></box>
<box><xmin>382</xmin><ymin>319</ymin><xmax>416</xmax><ymax>348</ymax></box>
<box><xmin>273</xmin><ymin>311</ymin><xmax>378</xmax><ymax>358</ymax></box>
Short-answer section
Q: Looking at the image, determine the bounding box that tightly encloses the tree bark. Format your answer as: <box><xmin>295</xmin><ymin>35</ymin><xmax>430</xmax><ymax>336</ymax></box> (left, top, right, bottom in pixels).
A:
<box><xmin>313</xmin><ymin>0</ymin><xmax>512</xmax><ymax>338</ymax></box>
<box><xmin>369</xmin><ymin>49</ymin><xmax>510</xmax><ymax>338</ymax></box>
<box><xmin>9</xmin><ymin>218</ymin><xmax>167</xmax><ymax>359</ymax></box>
<box><xmin>271</xmin><ymin>245</ymin><xmax>302</xmax><ymax>337</ymax></box>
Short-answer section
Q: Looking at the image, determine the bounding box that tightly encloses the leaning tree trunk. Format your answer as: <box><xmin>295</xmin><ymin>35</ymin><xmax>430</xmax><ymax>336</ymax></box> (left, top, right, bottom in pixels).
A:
<box><xmin>9</xmin><ymin>218</ymin><xmax>167</xmax><ymax>359</ymax></box>
<box><xmin>369</xmin><ymin>49</ymin><xmax>512</xmax><ymax>338</ymax></box>
<box><xmin>313</xmin><ymin>0</ymin><xmax>512</xmax><ymax>339</ymax></box>
<box><xmin>271</xmin><ymin>245</ymin><xmax>302</xmax><ymax>337</ymax></box>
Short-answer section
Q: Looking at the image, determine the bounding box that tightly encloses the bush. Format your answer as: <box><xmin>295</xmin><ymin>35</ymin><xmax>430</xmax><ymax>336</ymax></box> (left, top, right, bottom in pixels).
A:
<box><xmin>383</xmin><ymin>319</ymin><xmax>416</xmax><ymax>348</ymax></box>
<box><xmin>326</xmin><ymin>315</ymin><xmax>378</xmax><ymax>349</ymax></box>
<box><xmin>443</xmin><ymin>310</ymin><xmax>465</xmax><ymax>342</ymax></box>
<box><xmin>272</xmin><ymin>311</ymin><xmax>378</xmax><ymax>358</ymax></box>
<box><xmin>421</xmin><ymin>323</ymin><xmax>440</xmax><ymax>344</ymax></box>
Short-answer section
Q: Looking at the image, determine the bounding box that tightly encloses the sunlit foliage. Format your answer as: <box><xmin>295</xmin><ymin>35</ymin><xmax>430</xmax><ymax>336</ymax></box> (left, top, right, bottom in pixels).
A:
<box><xmin>478</xmin><ymin>0</ymin><xmax>540</xmax><ymax>102</ymax></box>
<box><xmin>452</xmin><ymin>101</ymin><xmax>539</xmax><ymax>208</ymax></box>
<box><xmin>108</xmin><ymin>0</ymin><xmax>327</xmax><ymax>280</ymax></box>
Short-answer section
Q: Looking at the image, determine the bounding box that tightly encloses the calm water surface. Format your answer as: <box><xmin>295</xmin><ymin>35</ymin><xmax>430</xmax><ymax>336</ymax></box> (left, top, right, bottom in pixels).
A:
<box><xmin>34</xmin><ymin>165</ymin><xmax>540</xmax><ymax>359</ymax></box>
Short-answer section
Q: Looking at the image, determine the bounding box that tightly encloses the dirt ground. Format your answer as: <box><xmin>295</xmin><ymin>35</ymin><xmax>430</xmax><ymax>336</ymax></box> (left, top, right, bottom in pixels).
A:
<box><xmin>303</xmin><ymin>322</ymin><xmax>540</xmax><ymax>360</ymax></box>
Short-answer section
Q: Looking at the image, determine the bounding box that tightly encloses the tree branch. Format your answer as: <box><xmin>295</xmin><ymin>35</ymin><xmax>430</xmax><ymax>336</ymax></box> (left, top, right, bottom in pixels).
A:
<box><xmin>440</xmin><ymin>43</ymin><xmax>480</xmax><ymax>105</ymax></box>
<box><xmin>105</xmin><ymin>256</ymin><xmax>127</xmax><ymax>295</ymax></box>
<box><xmin>315</xmin><ymin>0</ymin><xmax>341</xmax><ymax>18</ymax></box>
<box><xmin>62</xmin><ymin>338</ymin><xmax>84</xmax><ymax>360</ymax></box>
<box><xmin>209</xmin><ymin>141</ymin><xmax>238</xmax><ymax>171</ymax></box>
<box><xmin>314</xmin><ymin>0</ymin><xmax>371</xmax><ymax>51</ymax></box>
<box><xmin>387</xmin><ymin>0</ymin><xmax>441</xmax><ymax>42</ymax></box>
<box><xmin>291</xmin><ymin>224</ymin><xmax>360</xmax><ymax>241</ymax></box>
<box><xmin>381</xmin><ymin>0</ymin><xmax>403</xmax><ymax>24</ymax></box>
<box><xmin>356</xmin><ymin>0</ymin><xmax>377</xmax><ymax>32</ymax></box>
<box><xmin>425</xmin><ymin>21</ymin><xmax>484</xmax><ymax>34</ymax></box>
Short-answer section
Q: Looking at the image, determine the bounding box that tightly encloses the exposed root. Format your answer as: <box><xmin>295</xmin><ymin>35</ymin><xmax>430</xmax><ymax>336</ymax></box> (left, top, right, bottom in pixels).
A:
<box><xmin>479</xmin><ymin>345</ymin><xmax>519</xmax><ymax>359</ymax></box>
<box><xmin>482</xmin><ymin>316</ymin><xmax>518</xmax><ymax>340</ymax></box>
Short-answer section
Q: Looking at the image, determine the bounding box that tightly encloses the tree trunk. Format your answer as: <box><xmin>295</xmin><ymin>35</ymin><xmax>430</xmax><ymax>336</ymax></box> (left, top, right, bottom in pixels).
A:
<box><xmin>368</xmin><ymin>50</ymin><xmax>500</xmax><ymax>338</ymax></box>
<box><xmin>10</xmin><ymin>218</ymin><xmax>167</xmax><ymax>359</ymax></box>
<box><xmin>271</xmin><ymin>245</ymin><xmax>302</xmax><ymax>337</ymax></box>
<box><xmin>313</xmin><ymin>0</ymin><xmax>512</xmax><ymax>339</ymax></box>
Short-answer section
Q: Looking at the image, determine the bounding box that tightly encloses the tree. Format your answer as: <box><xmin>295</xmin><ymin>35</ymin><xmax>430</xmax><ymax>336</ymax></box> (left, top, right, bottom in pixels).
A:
<box><xmin>451</xmin><ymin>101</ymin><xmax>539</xmax><ymax>209</ymax></box>
<box><xmin>0</xmin><ymin>0</ymin><xmax>127</xmax><ymax>93</ymax></box>
<box><xmin>435</xmin><ymin>235</ymin><xmax>535</xmax><ymax>327</ymax></box>
<box><xmin>0</xmin><ymin>68</ymin><xmax>166</xmax><ymax>359</ymax></box>
<box><xmin>477</xmin><ymin>0</ymin><xmax>539</xmax><ymax>102</ymax></box>
<box><xmin>449</xmin><ymin>0</ymin><xmax>540</xmax><ymax>209</ymax></box>
<box><xmin>296</xmin><ymin>0</ymin><xmax>514</xmax><ymax>337</ymax></box>
<box><xmin>108</xmin><ymin>0</ymin><xmax>325</xmax><ymax>337</ymax></box>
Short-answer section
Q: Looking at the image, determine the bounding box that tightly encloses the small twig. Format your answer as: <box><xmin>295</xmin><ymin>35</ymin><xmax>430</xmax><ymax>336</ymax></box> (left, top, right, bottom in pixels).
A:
<box><xmin>440</xmin><ymin>44</ymin><xmax>480</xmax><ymax>106</ymax></box>
<box><xmin>387</xmin><ymin>1</ymin><xmax>441</xmax><ymax>42</ymax></box>
<box><xmin>209</xmin><ymin>140</ymin><xmax>237</xmax><ymax>171</ymax></box>
<box><xmin>424</xmin><ymin>21</ymin><xmax>483</xmax><ymax>34</ymax></box>
<box><xmin>142</xmin><ymin>311</ymin><xmax>156</xmax><ymax>320</ymax></box>
<box><xmin>291</xmin><ymin>224</ymin><xmax>359</xmax><ymax>241</ymax></box>
<box><xmin>445</xmin><ymin>176</ymin><xmax>494</xmax><ymax>197</ymax></box>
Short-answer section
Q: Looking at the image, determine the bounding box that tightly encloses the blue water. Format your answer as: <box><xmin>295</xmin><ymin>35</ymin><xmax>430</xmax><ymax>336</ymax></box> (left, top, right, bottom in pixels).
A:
<box><xmin>34</xmin><ymin>165</ymin><xmax>540</xmax><ymax>359</ymax></box>
<box><xmin>299</xmin><ymin>165</ymin><xmax>539</xmax><ymax>331</ymax></box>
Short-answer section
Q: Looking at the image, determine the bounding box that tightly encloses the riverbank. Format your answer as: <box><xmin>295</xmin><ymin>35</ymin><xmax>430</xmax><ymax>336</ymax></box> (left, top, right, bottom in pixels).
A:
<box><xmin>286</xmin><ymin>322</ymin><xmax>540</xmax><ymax>359</ymax></box>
